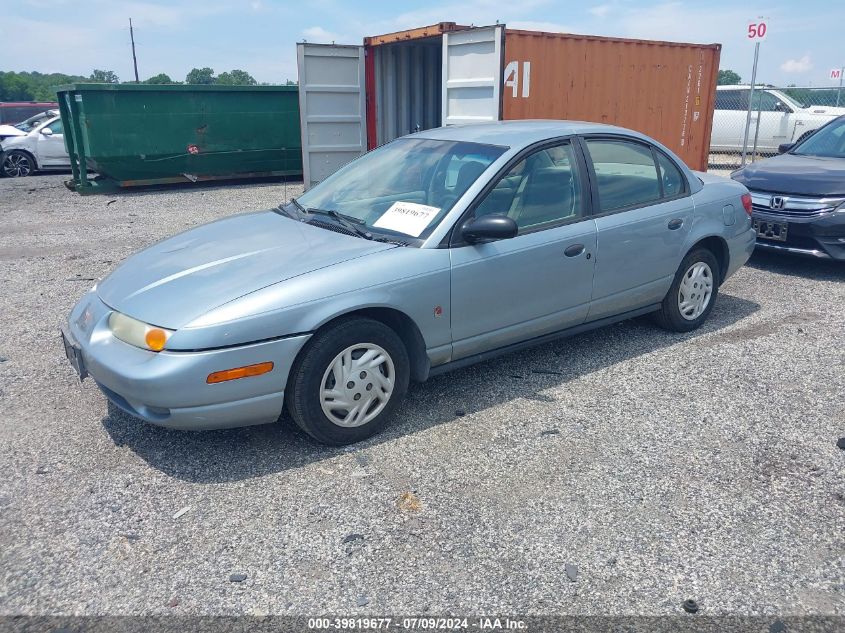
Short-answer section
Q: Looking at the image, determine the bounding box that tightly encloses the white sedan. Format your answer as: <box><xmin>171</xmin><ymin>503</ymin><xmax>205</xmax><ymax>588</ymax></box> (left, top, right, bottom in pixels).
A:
<box><xmin>0</xmin><ymin>113</ymin><xmax>70</xmax><ymax>177</ymax></box>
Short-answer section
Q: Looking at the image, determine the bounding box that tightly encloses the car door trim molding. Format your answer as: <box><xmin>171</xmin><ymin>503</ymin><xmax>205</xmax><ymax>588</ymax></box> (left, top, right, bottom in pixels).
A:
<box><xmin>577</xmin><ymin>134</ymin><xmax>691</xmax><ymax>220</ymax></box>
<box><xmin>442</xmin><ymin>135</ymin><xmax>593</xmax><ymax>248</ymax></box>
<box><xmin>426</xmin><ymin>303</ymin><xmax>661</xmax><ymax>379</ymax></box>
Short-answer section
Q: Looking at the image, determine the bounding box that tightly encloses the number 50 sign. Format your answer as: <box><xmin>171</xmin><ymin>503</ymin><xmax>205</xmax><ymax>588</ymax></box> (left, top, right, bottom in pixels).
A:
<box><xmin>747</xmin><ymin>18</ymin><xmax>769</xmax><ymax>41</ymax></box>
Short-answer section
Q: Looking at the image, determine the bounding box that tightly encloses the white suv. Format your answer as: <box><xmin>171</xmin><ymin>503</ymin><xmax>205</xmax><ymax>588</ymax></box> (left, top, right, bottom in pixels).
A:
<box><xmin>0</xmin><ymin>114</ymin><xmax>70</xmax><ymax>177</ymax></box>
<box><xmin>710</xmin><ymin>86</ymin><xmax>845</xmax><ymax>153</ymax></box>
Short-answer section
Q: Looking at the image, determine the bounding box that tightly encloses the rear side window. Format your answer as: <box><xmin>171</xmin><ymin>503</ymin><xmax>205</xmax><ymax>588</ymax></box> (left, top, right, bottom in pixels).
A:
<box><xmin>656</xmin><ymin>152</ymin><xmax>685</xmax><ymax>198</ymax></box>
<box><xmin>585</xmin><ymin>139</ymin><xmax>661</xmax><ymax>212</ymax></box>
<box><xmin>715</xmin><ymin>90</ymin><xmax>747</xmax><ymax>111</ymax></box>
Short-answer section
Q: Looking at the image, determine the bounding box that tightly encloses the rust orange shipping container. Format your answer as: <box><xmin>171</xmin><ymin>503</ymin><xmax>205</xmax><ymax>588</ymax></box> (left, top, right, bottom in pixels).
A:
<box><xmin>297</xmin><ymin>23</ymin><xmax>720</xmax><ymax>187</ymax></box>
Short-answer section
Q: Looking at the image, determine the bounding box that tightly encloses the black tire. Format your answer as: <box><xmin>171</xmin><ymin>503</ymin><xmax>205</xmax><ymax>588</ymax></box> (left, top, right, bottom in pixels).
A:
<box><xmin>654</xmin><ymin>248</ymin><xmax>720</xmax><ymax>333</ymax></box>
<box><xmin>2</xmin><ymin>150</ymin><xmax>36</xmax><ymax>178</ymax></box>
<box><xmin>286</xmin><ymin>317</ymin><xmax>410</xmax><ymax>445</ymax></box>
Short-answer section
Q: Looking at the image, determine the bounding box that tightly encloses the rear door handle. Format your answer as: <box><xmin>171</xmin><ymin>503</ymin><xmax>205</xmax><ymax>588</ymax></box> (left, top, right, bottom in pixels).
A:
<box><xmin>564</xmin><ymin>243</ymin><xmax>585</xmax><ymax>257</ymax></box>
<box><xmin>668</xmin><ymin>218</ymin><xmax>684</xmax><ymax>230</ymax></box>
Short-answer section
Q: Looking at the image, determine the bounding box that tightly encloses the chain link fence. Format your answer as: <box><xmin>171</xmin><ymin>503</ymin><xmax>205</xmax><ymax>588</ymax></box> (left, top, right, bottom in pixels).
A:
<box><xmin>708</xmin><ymin>85</ymin><xmax>844</xmax><ymax>171</ymax></box>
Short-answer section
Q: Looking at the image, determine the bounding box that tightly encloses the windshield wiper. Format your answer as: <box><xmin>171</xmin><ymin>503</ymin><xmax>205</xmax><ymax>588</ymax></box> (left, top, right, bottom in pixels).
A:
<box><xmin>306</xmin><ymin>207</ymin><xmax>373</xmax><ymax>240</ymax></box>
<box><xmin>274</xmin><ymin>197</ymin><xmax>306</xmax><ymax>220</ymax></box>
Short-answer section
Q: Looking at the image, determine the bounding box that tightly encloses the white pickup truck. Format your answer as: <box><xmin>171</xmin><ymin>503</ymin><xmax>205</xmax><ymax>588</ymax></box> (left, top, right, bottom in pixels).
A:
<box><xmin>710</xmin><ymin>85</ymin><xmax>845</xmax><ymax>153</ymax></box>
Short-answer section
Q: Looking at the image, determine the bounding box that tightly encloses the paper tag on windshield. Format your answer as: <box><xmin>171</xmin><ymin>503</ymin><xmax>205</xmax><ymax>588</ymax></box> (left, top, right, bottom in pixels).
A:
<box><xmin>373</xmin><ymin>202</ymin><xmax>441</xmax><ymax>237</ymax></box>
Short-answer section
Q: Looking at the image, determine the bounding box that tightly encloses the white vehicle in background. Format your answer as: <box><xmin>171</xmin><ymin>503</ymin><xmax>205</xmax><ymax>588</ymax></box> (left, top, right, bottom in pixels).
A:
<box><xmin>710</xmin><ymin>86</ymin><xmax>845</xmax><ymax>153</ymax></box>
<box><xmin>0</xmin><ymin>113</ymin><xmax>69</xmax><ymax>177</ymax></box>
<box><xmin>0</xmin><ymin>109</ymin><xmax>59</xmax><ymax>141</ymax></box>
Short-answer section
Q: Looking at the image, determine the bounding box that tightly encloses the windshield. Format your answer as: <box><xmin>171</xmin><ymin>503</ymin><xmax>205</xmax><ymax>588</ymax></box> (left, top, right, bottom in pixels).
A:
<box><xmin>13</xmin><ymin>111</ymin><xmax>53</xmax><ymax>133</ymax></box>
<box><xmin>294</xmin><ymin>138</ymin><xmax>507</xmax><ymax>240</ymax></box>
<box><xmin>792</xmin><ymin>117</ymin><xmax>845</xmax><ymax>158</ymax></box>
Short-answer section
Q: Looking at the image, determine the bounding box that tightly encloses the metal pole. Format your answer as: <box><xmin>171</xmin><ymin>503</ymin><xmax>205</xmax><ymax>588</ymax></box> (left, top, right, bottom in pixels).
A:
<box><xmin>129</xmin><ymin>18</ymin><xmax>140</xmax><ymax>83</ymax></box>
<box><xmin>741</xmin><ymin>41</ymin><xmax>760</xmax><ymax>167</ymax></box>
<box><xmin>751</xmin><ymin>92</ymin><xmax>763</xmax><ymax>162</ymax></box>
<box><xmin>837</xmin><ymin>66</ymin><xmax>843</xmax><ymax>107</ymax></box>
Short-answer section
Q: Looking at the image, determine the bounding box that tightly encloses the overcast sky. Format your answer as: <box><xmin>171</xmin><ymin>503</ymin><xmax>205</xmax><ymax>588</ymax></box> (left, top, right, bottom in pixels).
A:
<box><xmin>2</xmin><ymin>0</ymin><xmax>841</xmax><ymax>87</ymax></box>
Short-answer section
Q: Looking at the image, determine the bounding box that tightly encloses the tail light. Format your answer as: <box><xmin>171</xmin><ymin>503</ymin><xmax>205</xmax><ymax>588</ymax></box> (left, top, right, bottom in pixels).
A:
<box><xmin>741</xmin><ymin>193</ymin><xmax>753</xmax><ymax>216</ymax></box>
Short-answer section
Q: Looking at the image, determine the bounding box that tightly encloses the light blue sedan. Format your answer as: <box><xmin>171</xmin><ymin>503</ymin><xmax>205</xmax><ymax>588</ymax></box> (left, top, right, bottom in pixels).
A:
<box><xmin>63</xmin><ymin>121</ymin><xmax>756</xmax><ymax>445</ymax></box>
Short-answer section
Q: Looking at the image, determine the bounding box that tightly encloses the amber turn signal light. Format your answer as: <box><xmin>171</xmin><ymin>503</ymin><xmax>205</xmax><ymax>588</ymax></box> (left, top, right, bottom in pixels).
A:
<box><xmin>145</xmin><ymin>328</ymin><xmax>169</xmax><ymax>351</ymax></box>
<box><xmin>207</xmin><ymin>362</ymin><xmax>274</xmax><ymax>384</ymax></box>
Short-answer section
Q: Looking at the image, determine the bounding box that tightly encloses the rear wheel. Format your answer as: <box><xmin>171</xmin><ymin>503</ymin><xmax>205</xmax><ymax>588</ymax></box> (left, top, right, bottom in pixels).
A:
<box><xmin>2</xmin><ymin>151</ymin><xmax>36</xmax><ymax>177</ymax></box>
<box><xmin>654</xmin><ymin>248</ymin><xmax>720</xmax><ymax>332</ymax></box>
<box><xmin>286</xmin><ymin>317</ymin><xmax>409</xmax><ymax>445</ymax></box>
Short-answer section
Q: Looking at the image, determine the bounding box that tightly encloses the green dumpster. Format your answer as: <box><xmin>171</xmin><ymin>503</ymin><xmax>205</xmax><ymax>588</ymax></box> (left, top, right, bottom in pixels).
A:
<box><xmin>56</xmin><ymin>83</ymin><xmax>302</xmax><ymax>194</ymax></box>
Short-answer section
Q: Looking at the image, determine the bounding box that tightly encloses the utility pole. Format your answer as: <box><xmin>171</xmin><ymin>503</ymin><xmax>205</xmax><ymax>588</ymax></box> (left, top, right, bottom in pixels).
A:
<box><xmin>129</xmin><ymin>18</ymin><xmax>140</xmax><ymax>83</ymax></box>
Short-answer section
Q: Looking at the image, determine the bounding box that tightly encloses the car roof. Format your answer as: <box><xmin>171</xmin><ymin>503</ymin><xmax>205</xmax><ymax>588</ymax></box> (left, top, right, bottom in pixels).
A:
<box><xmin>716</xmin><ymin>85</ymin><xmax>781</xmax><ymax>91</ymax></box>
<box><xmin>413</xmin><ymin>119</ymin><xmax>648</xmax><ymax>148</ymax></box>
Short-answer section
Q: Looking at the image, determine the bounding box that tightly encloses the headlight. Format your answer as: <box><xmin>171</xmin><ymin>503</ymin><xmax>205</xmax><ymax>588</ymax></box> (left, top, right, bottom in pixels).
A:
<box><xmin>108</xmin><ymin>312</ymin><xmax>173</xmax><ymax>352</ymax></box>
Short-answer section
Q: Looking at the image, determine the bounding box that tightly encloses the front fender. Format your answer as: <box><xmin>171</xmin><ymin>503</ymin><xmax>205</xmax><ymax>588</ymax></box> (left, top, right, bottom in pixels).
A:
<box><xmin>167</xmin><ymin>248</ymin><xmax>452</xmax><ymax>357</ymax></box>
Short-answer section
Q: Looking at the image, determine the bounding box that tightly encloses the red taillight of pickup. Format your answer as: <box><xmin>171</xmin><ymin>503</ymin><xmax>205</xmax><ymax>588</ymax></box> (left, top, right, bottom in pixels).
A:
<box><xmin>741</xmin><ymin>193</ymin><xmax>753</xmax><ymax>216</ymax></box>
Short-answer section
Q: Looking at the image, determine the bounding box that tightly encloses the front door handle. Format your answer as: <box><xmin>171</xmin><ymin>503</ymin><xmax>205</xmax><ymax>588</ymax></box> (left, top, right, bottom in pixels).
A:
<box><xmin>564</xmin><ymin>243</ymin><xmax>585</xmax><ymax>257</ymax></box>
<box><xmin>668</xmin><ymin>218</ymin><xmax>684</xmax><ymax>230</ymax></box>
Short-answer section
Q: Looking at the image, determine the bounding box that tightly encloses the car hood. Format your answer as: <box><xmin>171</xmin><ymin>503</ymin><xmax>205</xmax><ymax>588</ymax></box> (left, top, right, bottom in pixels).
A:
<box><xmin>0</xmin><ymin>125</ymin><xmax>26</xmax><ymax>139</ymax></box>
<box><xmin>802</xmin><ymin>105</ymin><xmax>845</xmax><ymax>117</ymax></box>
<box><xmin>731</xmin><ymin>153</ymin><xmax>845</xmax><ymax>196</ymax></box>
<box><xmin>97</xmin><ymin>210</ymin><xmax>396</xmax><ymax>329</ymax></box>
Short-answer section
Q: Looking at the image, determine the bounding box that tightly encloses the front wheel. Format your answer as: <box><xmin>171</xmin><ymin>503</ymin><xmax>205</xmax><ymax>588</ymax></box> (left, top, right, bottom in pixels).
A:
<box><xmin>286</xmin><ymin>317</ymin><xmax>410</xmax><ymax>445</ymax></box>
<box><xmin>2</xmin><ymin>151</ymin><xmax>36</xmax><ymax>177</ymax></box>
<box><xmin>654</xmin><ymin>248</ymin><xmax>720</xmax><ymax>332</ymax></box>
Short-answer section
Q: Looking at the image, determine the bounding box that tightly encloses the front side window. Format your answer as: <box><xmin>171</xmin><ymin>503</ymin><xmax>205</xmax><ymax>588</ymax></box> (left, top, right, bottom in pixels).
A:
<box><xmin>586</xmin><ymin>139</ymin><xmax>661</xmax><ymax>212</ymax></box>
<box><xmin>45</xmin><ymin>119</ymin><xmax>64</xmax><ymax>135</ymax></box>
<box><xmin>294</xmin><ymin>138</ymin><xmax>506</xmax><ymax>240</ymax></box>
<box><xmin>751</xmin><ymin>91</ymin><xmax>785</xmax><ymax>112</ymax></box>
<box><xmin>472</xmin><ymin>143</ymin><xmax>583</xmax><ymax>232</ymax></box>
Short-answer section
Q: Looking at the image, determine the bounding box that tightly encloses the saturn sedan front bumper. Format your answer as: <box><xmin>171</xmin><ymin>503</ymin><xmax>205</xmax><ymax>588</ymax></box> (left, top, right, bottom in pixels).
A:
<box><xmin>63</xmin><ymin>290</ymin><xmax>311</xmax><ymax>430</ymax></box>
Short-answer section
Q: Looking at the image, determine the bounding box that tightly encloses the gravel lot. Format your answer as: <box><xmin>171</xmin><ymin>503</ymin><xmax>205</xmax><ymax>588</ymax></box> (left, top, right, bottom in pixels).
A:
<box><xmin>0</xmin><ymin>174</ymin><xmax>843</xmax><ymax>617</ymax></box>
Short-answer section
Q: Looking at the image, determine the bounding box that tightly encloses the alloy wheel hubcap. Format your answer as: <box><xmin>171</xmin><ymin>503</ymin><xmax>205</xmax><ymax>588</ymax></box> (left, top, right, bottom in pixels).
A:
<box><xmin>320</xmin><ymin>343</ymin><xmax>395</xmax><ymax>427</ymax></box>
<box><xmin>3</xmin><ymin>154</ymin><xmax>32</xmax><ymax>177</ymax></box>
<box><xmin>678</xmin><ymin>261</ymin><xmax>713</xmax><ymax>321</ymax></box>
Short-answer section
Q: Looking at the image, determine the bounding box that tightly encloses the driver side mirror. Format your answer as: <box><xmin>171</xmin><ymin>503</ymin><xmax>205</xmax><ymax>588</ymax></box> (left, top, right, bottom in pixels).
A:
<box><xmin>777</xmin><ymin>143</ymin><xmax>794</xmax><ymax>154</ymax></box>
<box><xmin>774</xmin><ymin>101</ymin><xmax>790</xmax><ymax>113</ymax></box>
<box><xmin>461</xmin><ymin>215</ymin><xmax>518</xmax><ymax>244</ymax></box>
<box><xmin>40</xmin><ymin>128</ymin><xmax>53</xmax><ymax>136</ymax></box>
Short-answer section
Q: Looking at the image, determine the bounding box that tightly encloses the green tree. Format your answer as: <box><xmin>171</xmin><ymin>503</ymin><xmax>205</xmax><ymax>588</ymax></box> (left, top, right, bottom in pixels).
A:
<box><xmin>143</xmin><ymin>73</ymin><xmax>177</xmax><ymax>84</ymax></box>
<box><xmin>0</xmin><ymin>71</ymin><xmax>88</xmax><ymax>101</ymax></box>
<box><xmin>185</xmin><ymin>67</ymin><xmax>216</xmax><ymax>84</ymax></box>
<box><xmin>216</xmin><ymin>69</ymin><xmax>257</xmax><ymax>85</ymax></box>
<box><xmin>717</xmin><ymin>69</ymin><xmax>742</xmax><ymax>85</ymax></box>
<box><xmin>0</xmin><ymin>73</ymin><xmax>34</xmax><ymax>100</ymax></box>
<box><xmin>89</xmin><ymin>69</ymin><xmax>120</xmax><ymax>83</ymax></box>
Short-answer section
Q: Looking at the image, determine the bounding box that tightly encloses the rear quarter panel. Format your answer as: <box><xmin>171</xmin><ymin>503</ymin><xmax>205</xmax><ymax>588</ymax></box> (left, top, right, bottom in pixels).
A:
<box><xmin>687</xmin><ymin>171</ymin><xmax>754</xmax><ymax>281</ymax></box>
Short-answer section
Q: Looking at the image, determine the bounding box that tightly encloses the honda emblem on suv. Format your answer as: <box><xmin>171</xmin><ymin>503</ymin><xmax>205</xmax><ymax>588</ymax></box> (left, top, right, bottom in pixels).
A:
<box><xmin>770</xmin><ymin>196</ymin><xmax>786</xmax><ymax>210</ymax></box>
